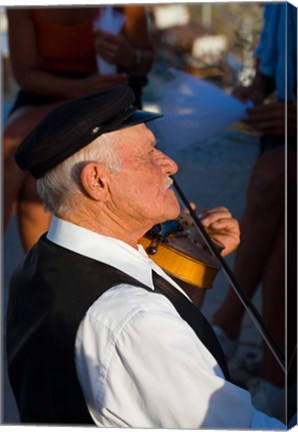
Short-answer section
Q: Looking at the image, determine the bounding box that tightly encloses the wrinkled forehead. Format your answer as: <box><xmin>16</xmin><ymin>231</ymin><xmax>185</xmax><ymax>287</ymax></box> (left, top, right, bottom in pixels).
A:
<box><xmin>112</xmin><ymin>122</ymin><xmax>156</xmax><ymax>146</ymax></box>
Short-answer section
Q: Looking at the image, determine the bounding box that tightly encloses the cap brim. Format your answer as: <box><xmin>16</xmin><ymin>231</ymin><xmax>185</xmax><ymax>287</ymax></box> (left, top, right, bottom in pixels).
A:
<box><xmin>97</xmin><ymin>107</ymin><xmax>163</xmax><ymax>137</ymax></box>
<box><xmin>117</xmin><ymin>109</ymin><xmax>163</xmax><ymax>130</ymax></box>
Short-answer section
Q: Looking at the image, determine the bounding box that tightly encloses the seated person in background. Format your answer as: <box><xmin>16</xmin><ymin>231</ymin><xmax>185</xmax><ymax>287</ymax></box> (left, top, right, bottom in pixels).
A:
<box><xmin>4</xmin><ymin>6</ymin><xmax>153</xmax><ymax>251</ymax></box>
<box><xmin>6</xmin><ymin>85</ymin><xmax>285</xmax><ymax>429</ymax></box>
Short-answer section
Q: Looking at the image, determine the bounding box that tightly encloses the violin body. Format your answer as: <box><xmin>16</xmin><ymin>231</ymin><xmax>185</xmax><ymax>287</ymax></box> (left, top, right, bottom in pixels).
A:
<box><xmin>140</xmin><ymin>215</ymin><xmax>221</xmax><ymax>289</ymax></box>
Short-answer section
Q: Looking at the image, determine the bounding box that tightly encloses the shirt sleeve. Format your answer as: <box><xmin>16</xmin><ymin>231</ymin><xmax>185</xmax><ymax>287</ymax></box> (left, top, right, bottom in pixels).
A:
<box><xmin>255</xmin><ymin>3</ymin><xmax>297</xmax><ymax>101</ymax></box>
<box><xmin>75</xmin><ymin>286</ymin><xmax>285</xmax><ymax>429</ymax></box>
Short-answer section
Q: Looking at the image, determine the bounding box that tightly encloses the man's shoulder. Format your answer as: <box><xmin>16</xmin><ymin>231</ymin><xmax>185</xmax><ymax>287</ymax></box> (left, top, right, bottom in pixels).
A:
<box><xmin>83</xmin><ymin>283</ymin><xmax>179</xmax><ymax>333</ymax></box>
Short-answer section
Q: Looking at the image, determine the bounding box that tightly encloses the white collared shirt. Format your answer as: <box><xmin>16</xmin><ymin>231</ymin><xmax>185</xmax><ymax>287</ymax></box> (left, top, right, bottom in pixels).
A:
<box><xmin>47</xmin><ymin>216</ymin><xmax>285</xmax><ymax>429</ymax></box>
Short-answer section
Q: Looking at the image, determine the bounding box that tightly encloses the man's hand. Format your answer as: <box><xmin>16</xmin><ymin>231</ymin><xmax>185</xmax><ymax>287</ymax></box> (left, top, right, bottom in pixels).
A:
<box><xmin>199</xmin><ymin>207</ymin><xmax>240</xmax><ymax>257</ymax></box>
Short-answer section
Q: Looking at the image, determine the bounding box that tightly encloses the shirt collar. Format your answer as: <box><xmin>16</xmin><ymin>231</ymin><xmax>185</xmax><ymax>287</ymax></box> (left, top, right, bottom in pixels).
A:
<box><xmin>47</xmin><ymin>216</ymin><xmax>187</xmax><ymax>295</ymax></box>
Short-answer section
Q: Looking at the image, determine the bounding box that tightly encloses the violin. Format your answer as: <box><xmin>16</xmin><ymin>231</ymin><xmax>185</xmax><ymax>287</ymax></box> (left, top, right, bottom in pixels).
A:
<box><xmin>140</xmin><ymin>211</ymin><xmax>222</xmax><ymax>289</ymax></box>
<box><xmin>140</xmin><ymin>178</ymin><xmax>285</xmax><ymax>371</ymax></box>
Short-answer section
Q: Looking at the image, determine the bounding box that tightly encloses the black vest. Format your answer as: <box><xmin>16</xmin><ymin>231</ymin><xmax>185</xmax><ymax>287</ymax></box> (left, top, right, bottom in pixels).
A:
<box><xmin>6</xmin><ymin>235</ymin><xmax>229</xmax><ymax>425</ymax></box>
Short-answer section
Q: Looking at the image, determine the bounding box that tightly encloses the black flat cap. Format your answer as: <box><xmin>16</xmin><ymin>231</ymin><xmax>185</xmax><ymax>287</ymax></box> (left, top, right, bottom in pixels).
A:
<box><xmin>15</xmin><ymin>85</ymin><xmax>162</xmax><ymax>179</ymax></box>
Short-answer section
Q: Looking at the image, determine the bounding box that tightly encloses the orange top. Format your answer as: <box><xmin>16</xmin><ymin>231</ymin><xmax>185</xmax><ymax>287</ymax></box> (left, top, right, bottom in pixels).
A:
<box><xmin>32</xmin><ymin>9</ymin><xmax>98</xmax><ymax>74</ymax></box>
<box><xmin>32</xmin><ymin>7</ymin><xmax>152</xmax><ymax>75</ymax></box>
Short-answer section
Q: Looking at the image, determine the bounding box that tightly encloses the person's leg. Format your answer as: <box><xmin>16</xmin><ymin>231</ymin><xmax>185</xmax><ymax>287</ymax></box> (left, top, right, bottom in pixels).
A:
<box><xmin>17</xmin><ymin>174</ymin><xmax>51</xmax><ymax>251</ymax></box>
<box><xmin>212</xmin><ymin>146</ymin><xmax>285</xmax><ymax>343</ymax></box>
<box><xmin>3</xmin><ymin>108</ymin><xmax>39</xmax><ymax>230</ymax></box>
<box><xmin>246</xmin><ymin>213</ymin><xmax>285</xmax><ymax>422</ymax></box>
<box><xmin>4</xmin><ymin>102</ymin><xmax>63</xmax><ymax>250</ymax></box>
<box><xmin>286</xmin><ymin>146</ymin><xmax>297</xmax><ymax>423</ymax></box>
<box><xmin>259</xmin><ymin>214</ymin><xmax>285</xmax><ymax>387</ymax></box>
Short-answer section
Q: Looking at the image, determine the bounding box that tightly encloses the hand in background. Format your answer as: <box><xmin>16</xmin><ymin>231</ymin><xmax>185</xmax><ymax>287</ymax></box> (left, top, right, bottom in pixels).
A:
<box><xmin>232</xmin><ymin>66</ymin><xmax>275</xmax><ymax>105</ymax></box>
<box><xmin>245</xmin><ymin>101</ymin><xmax>297</xmax><ymax>136</ymax></box>
<box><xmin>94</xmin><ymin>29</ymin><xmax>136</xmax><ymax>70</ymax></box>
<box><xmin>232</xmin><ymin>83</ymin><xmax>267</xmax><ymax>105</ymax></box>
<box><xmin>75</xmin><ymin>72</ymin><xmax>128</xmax><ymax>98</ymax></box>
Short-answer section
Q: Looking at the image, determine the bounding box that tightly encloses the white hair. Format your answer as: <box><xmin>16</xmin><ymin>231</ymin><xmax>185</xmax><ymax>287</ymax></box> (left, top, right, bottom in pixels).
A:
<box><xmin>36</xmin><ymin>132</ymin><xmax>121</xmax><ymax>215</ymax></box>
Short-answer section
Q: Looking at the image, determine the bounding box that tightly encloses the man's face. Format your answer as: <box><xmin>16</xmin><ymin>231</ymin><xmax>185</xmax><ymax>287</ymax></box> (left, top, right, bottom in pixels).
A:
<box><xmin>108</xmin><ymin>123</ymin><xmax>180</xmax><ymax>231</ymax></box>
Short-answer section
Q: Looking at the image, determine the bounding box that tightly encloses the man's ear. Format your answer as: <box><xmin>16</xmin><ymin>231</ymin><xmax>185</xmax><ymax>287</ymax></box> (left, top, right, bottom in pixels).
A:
<box><xmin>80</xmin><ymin>162</ymin><xmax>109</xmax><ymax>201</ymax></box>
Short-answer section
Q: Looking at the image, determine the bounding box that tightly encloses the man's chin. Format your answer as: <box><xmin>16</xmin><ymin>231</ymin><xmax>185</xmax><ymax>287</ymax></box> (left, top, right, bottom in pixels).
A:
<box><xmin>162</xmin><ymin>203</ymin><xmax>181</xmax><ymax>223</ymax></box>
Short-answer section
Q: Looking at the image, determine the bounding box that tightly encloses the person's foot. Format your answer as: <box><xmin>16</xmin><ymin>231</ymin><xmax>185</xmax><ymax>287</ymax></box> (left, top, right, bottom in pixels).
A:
<box><xmin>212</xmin><ymin>325</ymin><xmax>238</xmax><ymax>359</ymax></box>
<box><xmin>247</xmin><ymin>378</ymin><xmax>285</xmax><ymax>421</ymax></box>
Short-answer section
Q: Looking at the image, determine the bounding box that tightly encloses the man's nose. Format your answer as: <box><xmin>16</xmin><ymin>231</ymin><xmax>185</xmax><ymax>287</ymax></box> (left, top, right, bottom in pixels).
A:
<box><xmin>161</xmin><ymin>152</ymin><xmax>178</xmax><ymax>176</ymax></box>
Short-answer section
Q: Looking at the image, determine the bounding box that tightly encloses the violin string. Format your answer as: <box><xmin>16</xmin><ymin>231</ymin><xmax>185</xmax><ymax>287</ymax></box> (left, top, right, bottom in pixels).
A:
<box><xmin>173</xmin><ymin>178</ymin><xmax>286</xmax><ymax>373</ymax></box>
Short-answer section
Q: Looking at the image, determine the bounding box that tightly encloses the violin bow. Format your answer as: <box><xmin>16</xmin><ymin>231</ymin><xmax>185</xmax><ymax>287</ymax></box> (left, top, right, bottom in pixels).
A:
<box><xmin>173</xmin><ymin>178</ymin><xmax>286</xmax><ymax>373</ymax></box>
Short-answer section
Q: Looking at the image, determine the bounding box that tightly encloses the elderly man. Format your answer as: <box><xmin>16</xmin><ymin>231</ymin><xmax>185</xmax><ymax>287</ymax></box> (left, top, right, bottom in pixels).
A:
<box><xmin>6</xmin><ymin>86</ymin><xmax>285</xmax><ymax>429</ymax></box>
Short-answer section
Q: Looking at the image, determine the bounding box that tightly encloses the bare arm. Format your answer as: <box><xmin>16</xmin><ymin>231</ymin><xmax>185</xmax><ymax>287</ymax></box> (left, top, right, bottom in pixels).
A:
<box><xmin>94</xmin><ymin>6</ymin><xmax>154</xmax><ymax>77</ymax></box>
<box><xmin>122</xmin><ymin>5</ymin><xmax>154</xmax><ymax>75</ymax></box>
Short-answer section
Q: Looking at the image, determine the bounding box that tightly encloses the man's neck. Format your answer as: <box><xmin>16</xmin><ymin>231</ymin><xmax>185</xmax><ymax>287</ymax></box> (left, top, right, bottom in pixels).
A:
<box><xmin>59</xmin><ymin>209</ymin><xmax>148</xmax><ymax>250</ymax></box>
